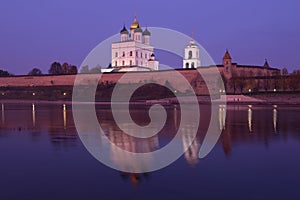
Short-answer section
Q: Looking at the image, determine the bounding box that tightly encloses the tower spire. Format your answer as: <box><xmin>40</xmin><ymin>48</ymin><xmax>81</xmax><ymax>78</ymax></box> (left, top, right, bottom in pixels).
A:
<box><xmin>264</xmin><ymin>58</ymin><xmax>270</xmax><ymax>68</ymax></box>
<box><xmin>223</xmin><ymin>49</ymin><xmax>232</xmax><ymax>60</ymax></box>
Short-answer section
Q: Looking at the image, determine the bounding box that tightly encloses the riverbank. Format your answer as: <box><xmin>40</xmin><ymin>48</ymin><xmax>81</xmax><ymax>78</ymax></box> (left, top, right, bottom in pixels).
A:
<box><xmin>1</xmin><ymin>93</ymin><xmax>300</xmax><ymax>105</ymax></box>
<box><xmin>146</xmin><ymin>93</ymin><xmax>300</xmax><ymax>105</ymax></box>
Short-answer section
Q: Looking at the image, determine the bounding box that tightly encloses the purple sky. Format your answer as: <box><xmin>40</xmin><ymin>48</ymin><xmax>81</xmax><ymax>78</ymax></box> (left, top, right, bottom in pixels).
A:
<box><xmin>0</xmin><ymin>0</ymin><xmax>299</xmax><ymax>75</ymax></box>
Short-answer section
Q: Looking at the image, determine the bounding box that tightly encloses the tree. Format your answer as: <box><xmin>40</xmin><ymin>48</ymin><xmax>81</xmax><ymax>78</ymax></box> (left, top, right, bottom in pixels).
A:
<box><xmin>236</xmin><ymin>70</ymin><xmax>246</xmax><ymax>93</ymax></box>
<box><xmin>48</xmin><ymin>62</ymin><xmax>63</xmax><ymax>75</ymax></box>
<box><xmin>245</xmin><ymin>77</ymin><xmax>256</xmax><ymax>92</ymax></box>
<box><xmin>0</xmin><ymin>69</ymin><xmax>11</xmax><ymax>77</ymax></box>
<box><xmin>62</xmin><ymin>62</ymin><xmax>69</xmax><ymax>74</ymax></box>
<box><xmin>68</xmin><ymin>65</ymin><xmax>78</xmax><ymax>74</ymax></box>
<box><xmin>292</xmin><ymin>69</ymin><xmax>300</xmax><ymax>75</ymax></box>
<box><xmin>289</xmin><ymin>72</ymin><xmax>300</xmax><ymax>91</ymax></box>
<box><xmin>279</xmin><ymin>68</ymin><xmax>289</xmax><ymax>91</ymax></box>
<box><xmin>89</xmin><ymin>65</ymin><xmax>102</xmax><ymax>74</ymax></box>
<box><xmin>282</xmin><ymin>68</ymin><xmax>288</xmax><ymax>76</ymax></box>
<box><xmin>28</xmin><ymin>68</ymin><xmax>42</xmax><ymax>76</ymax></box>
<box><xmin>61</xmin><ymin>62</ymin><xmax>78</xmax><ymax>74</ymax></box>
<box><xmin>80</xmin><ymin>65</ymin><xmax>90</xmax><ymax>74</ymax></box>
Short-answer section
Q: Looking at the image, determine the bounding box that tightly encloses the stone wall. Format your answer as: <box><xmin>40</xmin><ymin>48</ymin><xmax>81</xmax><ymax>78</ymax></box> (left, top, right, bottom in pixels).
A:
<box><xmin>0</xmin><ymin>68</ymin><xmax>220</xmax><ymax>97</ymax></box>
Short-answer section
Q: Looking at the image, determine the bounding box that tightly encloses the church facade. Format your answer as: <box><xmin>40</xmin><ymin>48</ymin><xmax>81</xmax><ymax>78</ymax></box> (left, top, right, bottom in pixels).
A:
<box><xmin>109</xmin><ymin>17</ymin><xmax>159</xmax><ymax>72</ymax></box>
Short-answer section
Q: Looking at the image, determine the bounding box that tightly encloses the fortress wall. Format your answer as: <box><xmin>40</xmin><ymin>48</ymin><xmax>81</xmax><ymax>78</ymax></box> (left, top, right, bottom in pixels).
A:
<box><xmin>0</xmin><ymin>75</ymin><xmax>76</xmax><ymax>87</ymax></box>
<box><xmin>0</xmin><ymin>69</ymin><xmax>219</xmax><ymax>96</ymax></box>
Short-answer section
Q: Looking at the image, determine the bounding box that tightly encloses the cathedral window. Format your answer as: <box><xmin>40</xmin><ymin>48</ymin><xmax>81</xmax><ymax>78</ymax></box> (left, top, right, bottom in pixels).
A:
<box><xmin>130</xmin><ymin>51</ymin><xmax>132</xmax><ymax>56</ymax></box>
<box><xmin>191</xmin><ymin>62</ymin><xmax>195</xmax><ymax>68</ymax></box>
<box><xmin>115</xmin><ymin>52</ymin><xmax>118</xmax><ymax>58</ymax></box>
<box><xmin>122</xmin><ymin>61</ymin><xmax>125</xmax><ymax>66</ymax></box>
<box><xmin>130</xmin><ymin>60</ymin><xmax>132</xmax><ymax>66</ymax></box>
<box><xmin>145</xmin><ymin>54</ymin><xmax>147</xmax><ymax>59</ymax></box>
<box><xmin>141</xmin><ymin>52</ymin><xmax>143</xmax><ymax>58</ymax></box>
<box><xmin>186</xmin><ymin>63</ymin><xmax>189</xmax><ymax>68</ymax></box>
<box><xmin>122</xmin><ymin>52</ymin><xmax>125</xmax><ymax>57</ymax></box>
<box><xmin>136</xmin><ymin>51</ymin><xmax>138</xmax><ymax>57</ymax></box>
<box><xmin>188</xmin><ymin>51</ymin><xmax>192</xmax><ymax>59</ymax></box>
<box><xmin>115</xmin><ymin>61</ymin><xmax>117</xmax><ymax>66</ymax></box>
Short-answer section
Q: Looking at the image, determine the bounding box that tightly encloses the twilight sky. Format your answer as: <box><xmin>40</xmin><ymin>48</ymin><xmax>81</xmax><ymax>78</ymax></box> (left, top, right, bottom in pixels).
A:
<box><xmin>0</xmin><ymin>0</ymin><xmax>299</xmax><ymax>75</ymax></box>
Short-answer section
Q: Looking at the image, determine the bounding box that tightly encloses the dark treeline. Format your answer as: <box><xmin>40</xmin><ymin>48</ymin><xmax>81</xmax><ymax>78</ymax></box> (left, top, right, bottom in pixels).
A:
<box><xmin>0</xmin><ymin>62</ymin><xmax>78</xmax><ymax>77</ymax></box>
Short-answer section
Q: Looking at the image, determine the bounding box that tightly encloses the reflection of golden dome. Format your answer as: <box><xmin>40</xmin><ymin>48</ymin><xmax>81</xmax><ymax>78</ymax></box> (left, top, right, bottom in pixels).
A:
<box><xmin>130</xmin><ymin>16</ymin><xmax>140</xmax><ymax>30</ymax></box>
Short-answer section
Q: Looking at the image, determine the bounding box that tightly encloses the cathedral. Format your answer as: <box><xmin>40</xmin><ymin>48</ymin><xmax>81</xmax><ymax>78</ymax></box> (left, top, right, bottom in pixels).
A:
<box><xmin>109</xmin><ymin>16</ymin><xmax>159</xmax><ymax>72</ymax></box>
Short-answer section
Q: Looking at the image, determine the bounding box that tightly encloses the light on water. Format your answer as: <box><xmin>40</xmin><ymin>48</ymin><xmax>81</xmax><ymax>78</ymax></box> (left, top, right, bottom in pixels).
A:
<box><xmin>0</xmin><ymin>103</ymin><xmax>299</xmax><ymax>200</ymax></box>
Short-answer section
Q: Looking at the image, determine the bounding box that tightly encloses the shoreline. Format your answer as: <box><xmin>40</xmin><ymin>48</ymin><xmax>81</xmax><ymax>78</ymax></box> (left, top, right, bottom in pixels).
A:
<box><xmin>1</xmin><ymin>94</ymin><xmax>300</xmax><ymax>105</ymax></box>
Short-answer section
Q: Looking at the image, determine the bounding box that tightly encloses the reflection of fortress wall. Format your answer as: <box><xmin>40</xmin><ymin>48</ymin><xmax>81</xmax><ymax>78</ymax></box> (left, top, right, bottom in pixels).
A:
<box><xmin>0</xmin><ymin>69</ymin><xmax>219</xmax><ymax>96</ymax></box>
<box><xmin>220</xmin><ymin>105</ymin><xmax>281</xmax><ymax>152</ymax></box>
<box><xmin>0</xmin><ymin>103</ymin><xmax>74</xmax><ymax>132</ymax></box>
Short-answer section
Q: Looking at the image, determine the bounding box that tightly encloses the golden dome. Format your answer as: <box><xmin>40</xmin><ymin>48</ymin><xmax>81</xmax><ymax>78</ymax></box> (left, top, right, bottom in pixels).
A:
<box><xmin>130</xmin><ymin>16</ymin><xmax>140</xmax><ymax>30</ymax></box>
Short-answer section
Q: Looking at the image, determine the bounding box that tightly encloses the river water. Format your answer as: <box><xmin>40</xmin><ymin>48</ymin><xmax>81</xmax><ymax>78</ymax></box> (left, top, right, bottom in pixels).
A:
<box><xmin>0</xmin><ymin>103</ymin><xmax>299</xmax><ymax>200</ymax></box>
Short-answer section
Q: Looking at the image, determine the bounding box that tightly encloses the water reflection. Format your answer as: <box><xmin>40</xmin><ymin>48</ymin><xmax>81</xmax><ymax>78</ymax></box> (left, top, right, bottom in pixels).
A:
<box><xmin>1</xmin><ymin>103</ymin><xmax>4</xmax><ymax>125</ymax></box>
<box><xmin>32</xmin><ymin>103</ymin><xmax>36</xmax><ymax>127</ymax></box>
<box><xmin>248</xmin><ymin>105</ymin><xmax>253</xmax><ymax>133</ymax></box>
<box><xmin>273</xmin><ymin>105</ymin><xmax>277</xmax><ymax>133</ymax></box>
<box><xmin>0</xmin><ymin>103</ymin><xmax>299</xmax><ymax>170</ymax></box>
<box><xmin>182</xmin><ymin>127</ymin><xmax>200</xmax><ymax>166</ymax></box>
<box><xmin>219</xmin><ymin>105</ymin><xmax>226</xmax><ymax>130</ymax></box>
<box><xmin>63</xmin><ymin>104</ymin><xmax>67</xmax><ymax>130</ymax></box>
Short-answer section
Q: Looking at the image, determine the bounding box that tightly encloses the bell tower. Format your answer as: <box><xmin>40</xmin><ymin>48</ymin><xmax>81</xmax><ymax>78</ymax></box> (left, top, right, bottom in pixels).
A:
<box><xmin>183</xmin><ymin>39</ymin><xmax>200</xmax><ymax>69</ymax></box>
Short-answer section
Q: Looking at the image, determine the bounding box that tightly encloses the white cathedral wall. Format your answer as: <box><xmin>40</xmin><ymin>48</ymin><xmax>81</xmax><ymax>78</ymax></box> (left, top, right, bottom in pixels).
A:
<box><xmin>112</xmin><ymin>41</ymin><xmax>154</xmax><ymax>68</ymax></box>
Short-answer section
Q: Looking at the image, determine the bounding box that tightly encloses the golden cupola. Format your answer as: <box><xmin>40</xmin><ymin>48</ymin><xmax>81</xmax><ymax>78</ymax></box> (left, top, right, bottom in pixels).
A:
<box><xmin>130</xmin><ymin>16</ymin><xmax>140</xmax><ymax>30</ymax></box>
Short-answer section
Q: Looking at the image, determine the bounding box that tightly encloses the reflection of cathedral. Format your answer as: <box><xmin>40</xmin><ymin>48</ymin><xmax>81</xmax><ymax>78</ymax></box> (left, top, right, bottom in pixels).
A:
<box><xmin>182</xmin><ymin>127</ymin><xmax>200</xmax><ymax>166</ymax></box>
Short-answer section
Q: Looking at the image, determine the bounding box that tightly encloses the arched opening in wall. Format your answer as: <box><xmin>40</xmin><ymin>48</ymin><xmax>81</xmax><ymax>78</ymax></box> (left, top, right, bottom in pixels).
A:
<box><xmin>130</xmin><ymin>60</ymin><xmax>132</xmax><ymax>66</ymax></box>
<box><xmin>130</xmin><ymin>51</ymin><xmax>133</xmax><ymax>56</ymax></box>
<box><xmin>115</xmin><ymin>61</ymin><xmax>117</xmax><ymax>67</ymax></box>
<box><xmin>191</xmin><ymin>62</ymin><xmax>195</xmax><ymax>68</ymax></box>
<box><xmin>186</xmin><ymin>63</ymin><xmax>189</xmax><ymax>68</ymax></box>
<box><xmin>122</xmin><ymin>61</ymin><xmax>125</xmax><ymax>66</ymax></box>
<box><xmin>188</xmin><ymin>51</ymin><xmax>192</xmax><ymax>59</ymax></box>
